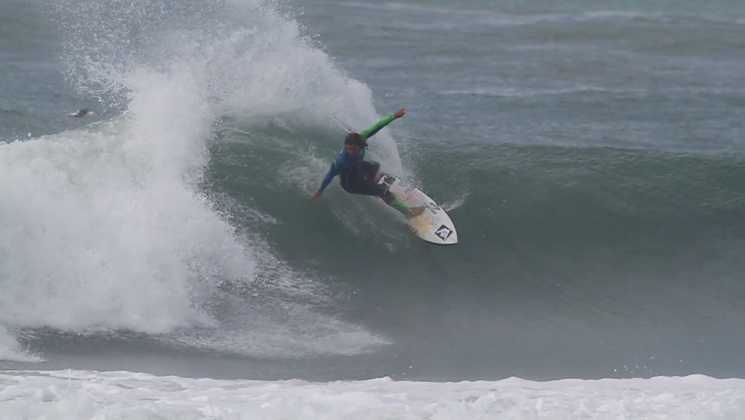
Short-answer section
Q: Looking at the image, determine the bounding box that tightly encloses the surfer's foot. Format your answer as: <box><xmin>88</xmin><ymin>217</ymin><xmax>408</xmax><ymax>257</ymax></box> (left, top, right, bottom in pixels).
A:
<box><xmin>405</xmin><ymin>205</ymin><xmax>425</xmax><ymax>218</ymax></box>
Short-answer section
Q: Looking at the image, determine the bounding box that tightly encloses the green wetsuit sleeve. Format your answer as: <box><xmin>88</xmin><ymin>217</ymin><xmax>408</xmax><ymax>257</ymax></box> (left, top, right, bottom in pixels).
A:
<box><xmin>389</xmin><ymin>197</ymin><xmax>409</xmax><ymax>214</ymax></box>
<box><xmin>359</xmin><ymin>114</ymin><xmax>396</xmax><ymax>141</ymax></box>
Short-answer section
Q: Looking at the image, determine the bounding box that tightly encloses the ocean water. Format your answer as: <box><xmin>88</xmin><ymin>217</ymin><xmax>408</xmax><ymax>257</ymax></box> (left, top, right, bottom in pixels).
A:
<box><xmin>1</xmin><ymin>0</ymin><xmax>745</xmax><ymax>417</ymax></box>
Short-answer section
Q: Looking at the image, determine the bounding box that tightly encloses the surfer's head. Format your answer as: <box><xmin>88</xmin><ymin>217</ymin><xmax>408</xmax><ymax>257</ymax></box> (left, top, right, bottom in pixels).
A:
<box><xmin>344</xmin><ymin>132</ymin><xmax>366</xmax><ymax>156</ymax></box>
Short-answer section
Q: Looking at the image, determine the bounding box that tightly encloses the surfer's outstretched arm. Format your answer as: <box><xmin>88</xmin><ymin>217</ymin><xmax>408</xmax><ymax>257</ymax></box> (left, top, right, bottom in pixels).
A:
<box><xmin>311</xmin><ymin>162</ymin><xmax>340</xmax><ymax>201</ymax></box>
<box><xmin>359</xmin><ymin>108</ymin><xmax>405</xmax><ymax>141</ymax></box>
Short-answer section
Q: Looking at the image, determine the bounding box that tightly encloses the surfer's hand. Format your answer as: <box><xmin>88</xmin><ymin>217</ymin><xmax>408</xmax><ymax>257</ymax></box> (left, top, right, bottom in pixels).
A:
<box><xmin>394</xmin><ymin>108</ymin><xmax>405</xmax><ymax>118</ymax></box>
<box><xmin>311</xmin><ymin>191</ymin><xmax>322</xmax><ymax>201</ymax></box>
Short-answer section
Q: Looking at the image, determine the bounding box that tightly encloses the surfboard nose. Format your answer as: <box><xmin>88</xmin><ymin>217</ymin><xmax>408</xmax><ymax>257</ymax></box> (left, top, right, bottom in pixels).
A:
<box><xmin>378</xmin><ymin>172</ymin><xmax>458</xmax><ymax>245</ymax></box>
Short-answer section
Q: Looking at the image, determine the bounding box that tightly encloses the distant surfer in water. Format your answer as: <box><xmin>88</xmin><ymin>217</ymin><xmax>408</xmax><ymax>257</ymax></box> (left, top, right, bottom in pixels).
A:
<box><xmin>68</xmin><ymin>109</ymin><xmax>94</xmax><ymax>118</ymax></box>
<box><xmin>311</xmin><ymin>107</ymin><xmax>425</xmax><ymax>218</ymax></box>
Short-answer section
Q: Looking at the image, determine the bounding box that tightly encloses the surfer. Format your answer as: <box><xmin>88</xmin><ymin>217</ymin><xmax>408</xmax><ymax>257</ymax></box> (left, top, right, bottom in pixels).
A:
<box><xmin>68</xmin><ymin>109</ymin><xmax>94</xmax><ymax>118</ymax></box>
<box><xmin>311</xmin><ymin>108</ymin><xmax>425</xmax><ymax>218</ymax></box>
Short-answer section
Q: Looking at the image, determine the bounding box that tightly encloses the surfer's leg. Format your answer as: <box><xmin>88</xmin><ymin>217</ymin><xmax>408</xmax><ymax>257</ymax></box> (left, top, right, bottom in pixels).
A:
<box><xmin>365</xmin><ymin>180</ymin><xmax>423</xmax><ymax>217</ymax></box>
<box><xmin>360</xmin><ymin>161</ymin><xmax>380</xmax><ymax>181</ymax></box>
<box><xmin>378</xmin><ymin>188</ymin><xmax>408</xmax><ymax>213</ymax></box>
<box><xmin>357</xmin><ymin>162</ymin><xmax>402</xmax><ymax>208</ymax></box>
<box><xmin>341</xmin><ymin>162</ymin><xmax>424</xmax><ymax>218</ymax></box>
<box><xmin>341</xmin><ymin>170</ymin><xmax>406</xmax><ymax>211</ymax></box>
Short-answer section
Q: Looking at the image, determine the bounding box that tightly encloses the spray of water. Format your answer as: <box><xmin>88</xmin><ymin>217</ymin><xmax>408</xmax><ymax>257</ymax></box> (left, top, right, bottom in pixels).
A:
<box><xmin>0</xmin><ymin>0</ymin><xmax>392</xmax><ymax>361</ymax></box>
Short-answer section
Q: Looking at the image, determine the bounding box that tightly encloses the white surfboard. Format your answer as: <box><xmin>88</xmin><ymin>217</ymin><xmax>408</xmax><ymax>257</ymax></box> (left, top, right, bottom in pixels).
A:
<box><xmin>377</xmin><ymin>173</ymin><xmax>458</xmax><ymax>245</ymax></box>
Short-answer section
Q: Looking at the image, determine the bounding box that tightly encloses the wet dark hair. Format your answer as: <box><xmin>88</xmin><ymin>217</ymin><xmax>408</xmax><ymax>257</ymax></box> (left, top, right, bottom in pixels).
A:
<box><xmin>344</xmin><ymin>132</ymin><xmax>367</xmax><ymax>148</ymax></box>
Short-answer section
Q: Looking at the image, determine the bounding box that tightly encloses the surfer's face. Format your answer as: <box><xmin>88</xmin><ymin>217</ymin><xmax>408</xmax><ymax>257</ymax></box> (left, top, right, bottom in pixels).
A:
<box><xmin>345</xmin><ymin>144</ymin><xmax>361</xmax><ymax>157</ymax></box>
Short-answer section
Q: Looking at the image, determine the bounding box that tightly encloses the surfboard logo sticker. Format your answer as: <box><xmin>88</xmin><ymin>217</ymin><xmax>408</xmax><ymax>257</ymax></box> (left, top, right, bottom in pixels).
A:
<box><xmin>435</xmin><ymin>225</ymin><xmax>453</xmax><ymax>241</ymax></box>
